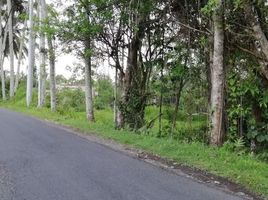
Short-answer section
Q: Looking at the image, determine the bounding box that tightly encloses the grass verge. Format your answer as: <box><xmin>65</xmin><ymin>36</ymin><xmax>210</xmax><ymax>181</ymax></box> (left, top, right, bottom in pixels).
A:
<box><xmin>1</xmin><ymin>103</ymin><xmax>267</xmax><ymax>198</ymax></box>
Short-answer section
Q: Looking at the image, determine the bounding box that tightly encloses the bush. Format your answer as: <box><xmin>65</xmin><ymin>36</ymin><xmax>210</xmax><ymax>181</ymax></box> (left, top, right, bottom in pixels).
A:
<box><xmin>57</xmin><ymin>89</ymin><xmax>85</xmax><ymax>113</ymax></box>
<box><xmin>94</xmin><ymin>75</ymin><xmax>114</xmax><ymax>110</ymax></box>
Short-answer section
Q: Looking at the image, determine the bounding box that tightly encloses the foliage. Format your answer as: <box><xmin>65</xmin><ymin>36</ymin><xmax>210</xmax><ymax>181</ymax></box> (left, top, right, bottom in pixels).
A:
<box><xmin>94</xmin><ymin>75</ymin><xmax>114</xmax><ymax>110</ymax></box>
<box><xmin>226</xmin><ymin>55</ymin><xmax>268</xmax><ymax>152</ymax></box>
<box><xmin>56</xmin><ymin>89</ymin><xmax>85</xmax><ymax>113</ymax></box>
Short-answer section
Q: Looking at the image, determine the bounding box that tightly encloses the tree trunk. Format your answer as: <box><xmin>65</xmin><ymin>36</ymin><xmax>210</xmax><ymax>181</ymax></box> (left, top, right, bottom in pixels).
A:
<box><xmin>115</xmin><ymin>46</ymin><xmax>125</xmax><ymax>129</ymax></box>
<box><xmin>7</xmin><ymin>0</ymin><xmax>15</xmax><ymax>98</ymax></box>
<box><xmin>124</xmin><ymin>38</ymin><xmax>145</xmax><ymax>129</ymax></box>
<box><xmin>210</xmin><ymin>0</ymin><xmax>225</xmax><ymax>146</ymax></box>
<box><xmin>158</xmin><ymin>58</ymin><xmax>164</xmax><ymax>136</ymax></box>
<box><xmin>172</xmin><ymin>43</ymin><xmax>190</xmax><ymax>133</ymax></box>
<box><xmin>114</xmin><ymin>66</ymin><xmax>118</xmax><ymax>127</ymax></box>
<box><xmin>122</xmin><ymin>29</ymin><xmax>147</xmax><ymax>130</ymax></box>
<box><xmin>244</xmin><ymin>2</ymin><xmax>268</xmax><ymax>61</ymax></box>
<box><xmin>205</xmin><ymin>31</ymin><xmax>214</xmax><ymax>106</ymax></box>
<box><xmin>48</xmin><ymin>37</ymin><xmax>56</xmax><ymax>111</ymax></box>
<box><xmin>0</xmin><ymin>1</ymin><xmax>7</xmax><ymax>101</ymax></box>
<box><xmin>251</xmin><ymin>100</ymin><xmax>262</xmax><ymax>152</ymax></box>
<box><xmin>117</xmin><ymin>70</ymin><xmax>124</xmax><ymax>128</ymax></box>
<box><xmin>84</xmin><ymin>40</ymin><xmax>95</xmax><ymax>122</ymax></box>
<box><xmin>14</xmin><ymin>21</ymin><xmax>27</xmax><ymax>93</ymax></box>
<box><xmin>242</xmin><ymin>2</ymin><xmax>268</xmax><ymax>86</ymax></box>
<box><xmin>27</xmin><ymin>0</ymin><xmax>35</xmax><ymax>107</ymax></box>
<box><xmin>38</xmin><ymin>0</ymin><xmax>47</xmax><ymax>107</ymax></box>
<box><xmin>171</xmin><ymin>78</ymin><xmax>184</xmax><ymax>133</ymax></box>
<box><xmin>117</xmin><ymin>3</ymin><xmax>149</xmax><ymax>130</ymax></box>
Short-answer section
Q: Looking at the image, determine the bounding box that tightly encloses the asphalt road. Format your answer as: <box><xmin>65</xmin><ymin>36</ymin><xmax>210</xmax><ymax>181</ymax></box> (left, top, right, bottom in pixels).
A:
<box><xmin>0</xmin><ymin>108</ymin><xmax>244</xmax><ymax>200</ymax></box>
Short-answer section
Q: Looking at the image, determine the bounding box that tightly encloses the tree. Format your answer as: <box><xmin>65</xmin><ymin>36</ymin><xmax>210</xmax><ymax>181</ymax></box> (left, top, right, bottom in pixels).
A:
<box><xmin>48</xmin><ymin>34</ymin><xmax>56</xmax><ymax>111</ymax></box>
<box><xmin>40</xmin><ymin>4</ymin><xmax>59</xmax><ymax>112</ymax></box>
<box><xmin>0</xmin><ymin>0</ymin><xmax>26</xmax><ymax>95</ymax></box>
<box><xmin>84</xmin><ymin>39</ymin><xmax>95</xmax><ymax>121</ymax></box>
<box><xmin>97</xmin><ymin>0</ymin><xmax>126</xmax><ymax>128</ymax></box>
<box><xmin>60</xmin><ymin>0</ymin><xmax>105</xmax><ymax>121</ymax></box>
<box><xmin>243</xmin><ymin>0</ymin><xmax>268</xmax><ymax>63</ymax></box>
<box><xmin>210</xmin><ymin>0</ymin><xmax>225</xmax><ymax>146</ymax></box>
<box><xmin>37</xmin><ymin>0</ymin><xmax>48</xmax><ymax>108</ymax></box>
<box><xmin>26</xmin><ymin>0</ymin><xmax>35</xmax><ymax>107</ymax></box>
<box><xmin>0</xmin><ymin>0</ymin><xmax>8</xmax><ymax>100</ymax></box>
<box><xmin>14</xmin><ymin>19</ymin><xmax>27</xmax><ymax>93</ymax></box>
<box><xmin>121</xmin><ymin>0</ymin><xmax>168</xmax><ymax>130</ymax></box>
<box><xmin>7</xmin><ymin>0</ymin><xmax>15</xmax><ymax>98</ymax></box>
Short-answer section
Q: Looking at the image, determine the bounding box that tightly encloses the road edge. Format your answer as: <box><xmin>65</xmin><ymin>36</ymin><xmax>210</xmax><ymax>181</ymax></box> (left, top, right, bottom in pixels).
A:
<box><xmin>1</xmin><ymin>107</ymin><xmax>266</xmax><ymax>200</ymax></box>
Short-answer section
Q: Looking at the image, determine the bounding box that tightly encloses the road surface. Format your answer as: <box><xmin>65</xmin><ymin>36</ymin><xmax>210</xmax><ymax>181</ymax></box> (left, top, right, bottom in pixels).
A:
<box><xmin>0</xmin><ymin>108</ymin><xmax>243</xmax><ymax>200</ymax></box>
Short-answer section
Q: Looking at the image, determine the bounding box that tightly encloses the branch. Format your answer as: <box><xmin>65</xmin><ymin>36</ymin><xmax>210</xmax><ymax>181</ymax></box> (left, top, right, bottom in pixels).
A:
<box><xmin>177</xmin><ymin>21</ymin><xmax>211</xmax><ymax>35</ymax></box>
<box><xmin>235</xmin><ymin>44</ymin><xmax>267</xmax><ymax>62</ymax></box>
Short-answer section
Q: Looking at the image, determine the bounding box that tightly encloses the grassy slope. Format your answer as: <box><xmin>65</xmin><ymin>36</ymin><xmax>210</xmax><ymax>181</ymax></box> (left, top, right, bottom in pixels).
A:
<box><xmin>1</xmin><ymin>102</ymin><xmax>267</xmax><ymax>198</ymax></box>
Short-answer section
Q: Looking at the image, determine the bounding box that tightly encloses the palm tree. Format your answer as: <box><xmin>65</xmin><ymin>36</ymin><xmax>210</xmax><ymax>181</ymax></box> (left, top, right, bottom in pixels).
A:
<box><xmin>1</xmin><ymin>0</ymin><xmax>27</xmax><ymax>99</ymax></box>
<box><xmin>37</xmin><ymin>0</ymin><xmax>47</xmax><ymax>107</ymax></box>
<box><xmin>0</xmin><ymin>0</ymin><xmax>8</xmax><ymax>100</ymax></box>
<box><xmin>7</xmin><ymin>0</ymin><xmax>15</xmax><ymax>97</ymax></box>
<box><xmin>27</xmin><ymin>0</ymin><xmax>35</xmax><ymax>107</ymax></box>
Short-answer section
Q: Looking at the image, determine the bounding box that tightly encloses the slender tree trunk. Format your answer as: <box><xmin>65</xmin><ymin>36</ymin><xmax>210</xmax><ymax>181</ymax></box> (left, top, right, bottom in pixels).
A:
<box><xmin>0</xmin><ymin>1</ymin><xmax>7</xmax><ymax>101</ymax></box>
<box><xmin>124</xmin><ymin>43</ymin><xmax>133</xmax><ymax>105</ymax></box>
<box><xmin>14</xmin><ymin>51</ymin><xmax>23</xmax><ymax>93</ymax></box>
<box><xmin>210</xmin><ymin>0</ymin><xmax>225</xmax><ymax>146</ymax></box>
<box><xmin>158</xmin><ymin>59</ymin><xmax>164</xmax><ymax>136</ymax></box>
<box><xmin>114</xmin><ymin>67</ymin><xmax>118</xmax><ymax>127</ymax></box>
<box><xmin>38</xmin><ymin>0</ymin><xmax>47</xmax><ymax>107</ymax></box>
<box><xmin>172</xmin><ymin>44</ymin><xmax>190</xmax><ymax>133</ymax></box>
<box><xmin>45</xmin><ymin>0</ymin><xmax>56</xmax><ymax>112</ymax></box>
<box><xmin>14</xmin><ymin>21</ymin><xmax>27</xmax><ymax>93</ymax></box>
<box><xmin>84</xmin><ymin>40</ymin><xmax>95</xmax><ymax>122</ymax></box>
<box><xmin>48</xmin><ymin>37</ymin><xmax>56</xmax><ymax>111</ymax></box>
<box><xmin>7</xmin><ymin>0</ymin><xmax>14</xmax><ymax>98</ymax></box>
<box><xmin>171</xmin><ymin>79</ymin><xmax>184</xmax><ymax>133</ymax></box>
<box><xmin>27</xmin><ymin>0</ymin><xmax>35</xmax><ymax>107</ymax></box>
<box><xmin>251</xmin><ymin>100</ymin><xmax>262</xmax><ymax>152</ymax></box>
<box><xmin>117</xmin><ymin>71</ymin><xmax>124</xmax><ymax>128</ymax></box>
<box><xmin>116</xmin><ymin>46</ymin><xmax>125</xmax><ymax>129</ymax></box>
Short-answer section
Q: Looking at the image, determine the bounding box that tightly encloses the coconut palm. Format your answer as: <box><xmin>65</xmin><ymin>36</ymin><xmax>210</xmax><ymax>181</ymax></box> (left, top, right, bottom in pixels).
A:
<box><xmin>0</xmin><ymin>0</ymin><xmax>26</xmax><ymax>99</ymax></box>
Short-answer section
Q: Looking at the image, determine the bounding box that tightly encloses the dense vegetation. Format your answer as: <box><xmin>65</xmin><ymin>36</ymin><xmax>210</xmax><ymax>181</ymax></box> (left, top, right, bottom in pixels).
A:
<box><xmin>1</xmin><ymin>0</ymin><xmax>268</xmax><ymax>197</ymax></box>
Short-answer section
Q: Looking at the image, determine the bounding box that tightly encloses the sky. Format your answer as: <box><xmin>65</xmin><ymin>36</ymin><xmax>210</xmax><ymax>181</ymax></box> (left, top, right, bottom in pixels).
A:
<box><xmin>4</xmin><ymin>53</ymin><xmax>114</xmax><ymax>80</ymax></box>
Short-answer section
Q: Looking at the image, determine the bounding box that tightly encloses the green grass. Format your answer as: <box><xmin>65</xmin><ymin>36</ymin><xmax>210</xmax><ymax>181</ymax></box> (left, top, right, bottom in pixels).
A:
<box><xmin>1</xmin><ymin>101</ymin><xmax>268</xmax><ymax>198</ymax></box>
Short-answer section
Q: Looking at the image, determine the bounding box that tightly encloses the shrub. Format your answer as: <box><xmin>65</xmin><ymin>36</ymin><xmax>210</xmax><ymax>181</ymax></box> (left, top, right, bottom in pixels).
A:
<box><xmin>57</xmin><ymin>89</ymin><xmax>85</xmax><ymax>113</ymax></box>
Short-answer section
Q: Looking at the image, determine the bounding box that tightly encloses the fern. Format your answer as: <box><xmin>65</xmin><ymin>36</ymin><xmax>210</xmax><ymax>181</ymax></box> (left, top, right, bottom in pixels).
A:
<box><xmin>234</xmin><ymin>137</ymin><xmax>246</xmax><ymax>154</ymax></box>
